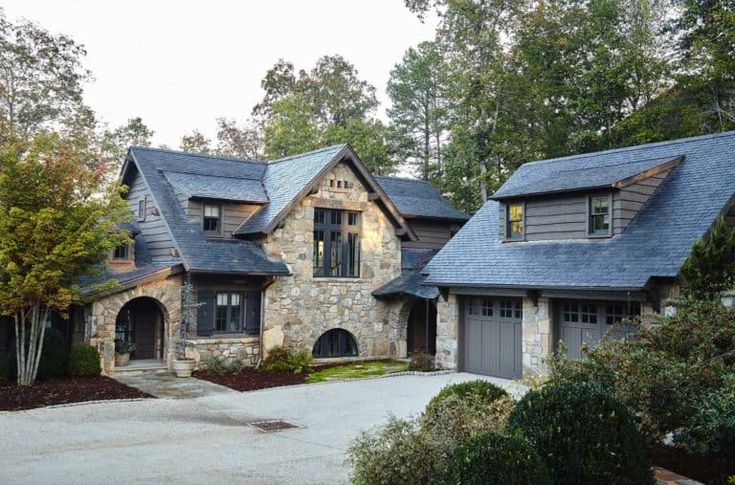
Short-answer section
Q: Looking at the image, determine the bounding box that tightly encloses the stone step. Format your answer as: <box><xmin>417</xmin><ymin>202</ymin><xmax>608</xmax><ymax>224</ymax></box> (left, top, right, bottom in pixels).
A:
<box><xmin>114</xmin><ymin>360</ymin><xmax>169</xmax><ymax>376</ymax></box>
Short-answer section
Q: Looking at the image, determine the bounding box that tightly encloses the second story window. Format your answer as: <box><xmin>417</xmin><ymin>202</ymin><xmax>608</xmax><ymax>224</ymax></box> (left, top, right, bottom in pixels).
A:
<box><xmin>588</xmin><ymin>196</ymin><xmax>610</xmax><ymax>236</ymax></box>
<box><xmin>112</xmin><ymin>243</ymin><xmax>131</xmax><ymax>261</ymax></box>
<box><xmin>203</xmin><ymin>203</ymin><xmax>222</xmax><ymax>234</ymax></box>
<box><xmin>313</xmin><ymin>208</ymin><xmax>360</xmax><ymax>278</ymax></box>
<box><xmin>506</xmin><ymin>203</ymin><xmax>524</xmax><ymax>240</ymax></box>
<box><xmin>138</xmin><ymin>197</ymin><xmax>147</xmax><ymax>222</ymax></box>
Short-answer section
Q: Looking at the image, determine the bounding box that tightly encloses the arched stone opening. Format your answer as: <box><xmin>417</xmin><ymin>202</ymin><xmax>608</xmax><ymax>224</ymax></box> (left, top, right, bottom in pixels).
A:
<box><xmin>312</xmin><ymin>328</ymin><xmax>358</xmax><ymax>358</ymax></box>
<box><xmin>115</xmin><ymin>297</ymin><xmax>168</xmax><ymax>361</ymax></box>
<box><xmin>406</xmin><ymin>299</ymin><xmax>437</xmax><ymax>356</ymax></box>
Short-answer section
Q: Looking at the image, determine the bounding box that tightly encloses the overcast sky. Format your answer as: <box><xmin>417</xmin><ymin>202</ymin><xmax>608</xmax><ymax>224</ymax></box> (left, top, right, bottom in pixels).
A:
<box><xmin>3</xmin><ymin>0</ymin><xmax>438</xmax><ymax>148</ymax></box>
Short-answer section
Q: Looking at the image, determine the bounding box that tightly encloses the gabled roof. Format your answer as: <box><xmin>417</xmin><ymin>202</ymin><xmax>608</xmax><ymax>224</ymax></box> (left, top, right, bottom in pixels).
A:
<box><xmin>374</xmin><ymin>176</ymin><xmax>470</xmax><ymax>221</ymax></box>
<box><xmin>492</xmin><ymin>154</ymin><xmax>683</xmax><ymax>200</ymax></box>
<box><xmin>126</xmin><ymin>147</ymin><xmax>290</xmax><ymax>275</ymax></box>
<box><xmin>424</xmin><ymin>131</ymin><xmax>735</xmax><ymax>290</ymax></box>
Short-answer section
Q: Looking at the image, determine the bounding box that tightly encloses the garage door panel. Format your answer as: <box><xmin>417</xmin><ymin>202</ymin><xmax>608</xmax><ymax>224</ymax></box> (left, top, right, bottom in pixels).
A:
<box><xmin>466</xmin><ymin>318</ymin><xmax>484</xmax><ymax>374</ymax></box>
<box><xmin>464</xmin><ymin>298</ymin><xmax>522</xmax><ymax>379</ymax></box>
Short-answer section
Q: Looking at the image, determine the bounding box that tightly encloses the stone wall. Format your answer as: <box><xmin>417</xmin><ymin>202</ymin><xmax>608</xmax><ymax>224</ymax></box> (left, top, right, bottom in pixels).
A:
<box><xmin>521</xmin><ymin>297</ymin><xmax>552</xmax><ymax>377</ymax></box>
<box><xmin>185</xmin><ymin>336</ymin><xmax>260</xmax><ymax>368</ymax></box>
<box><xmin>262</xmin><ymin>161</ymin><xmax>405</xmax><ymax>359</ymax></box>
<box><xmin>435</xmin><ymin>294</ymin><xmax>459</xmax><ymax>370</ymax></box>
<box><xmin>89</xmin><ymin>273</ymin><xmax>183</xmax><ymax>375</ymax></box>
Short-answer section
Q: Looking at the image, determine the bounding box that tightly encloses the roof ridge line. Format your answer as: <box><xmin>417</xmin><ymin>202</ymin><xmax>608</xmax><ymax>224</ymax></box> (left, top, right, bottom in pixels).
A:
<box><xmin>523</xmin><ymin>130</ymin><xmax>735</xmax><ymax>167</ymax></box>
<box><xmin>375</xmin><ymin>175</ymin><xmax>431</xmax><ymax>184</ymax></box>
<box><xmin>161</xmin><ymin>168</ymin><xmax>264</xmax><ymax>181</ymax></box>
<box><xmin>554</xmin><ymin>154</ymin><xmax>679</xmax><ymax>175</ymax></box>
<box><xmin>267</xmin><ymin>144</ymin><xmax>346</xmax><ymax>165</ymax></box>
<box><xmin>130</xmin><ymin>146</ymin><xmax>267</xmax><ymax>165</ymax></box>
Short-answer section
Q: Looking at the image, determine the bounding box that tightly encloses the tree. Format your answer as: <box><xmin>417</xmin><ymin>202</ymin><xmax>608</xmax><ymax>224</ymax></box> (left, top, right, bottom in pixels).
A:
<box><xmin>99</xmin><ymin>117</ymin><xmax>154</xmax><ymax>173</ymax></box>
<box><xmin>0</xmin><ymin>9</ymin><xmax>94</xmax><ymax>137</ymax></box>
<box><xmin>215</xmin><ymin>117</ymin><xmax>263</xmax><ymax>159</ymax></box>
<box><xmin>680</xmin><ymin>217</ymin><xmax>735</xmax><ymax>300</ymax></box>
<box><xmin>179</xmin><ymin>130</ymin><xmax>212</xmax><ymax>154</ymax></box>
<box><xmin>387</xmin><ymin>41</ymin><xmax>447</xmax><ymax>180</ymax></box>
<box><xmin>263</xmin><ymin>93</ymin><xmax>322</xmax><ymax>158</ymax></box>
<box><xmin>0</xmin><ymin>133</ymin><xmax>130</xmax><ymax>385</ymax></box>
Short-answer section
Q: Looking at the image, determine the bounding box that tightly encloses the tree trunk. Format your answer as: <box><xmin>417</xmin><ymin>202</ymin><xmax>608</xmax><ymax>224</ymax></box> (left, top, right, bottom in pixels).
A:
<box><xmin>15</xmin><ymin>301</ymin><xmax>49</xmax><ymax>386</ymax></box>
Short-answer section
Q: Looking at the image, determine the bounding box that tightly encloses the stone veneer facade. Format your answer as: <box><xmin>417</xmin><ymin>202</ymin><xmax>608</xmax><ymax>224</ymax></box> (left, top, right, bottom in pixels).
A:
<box><xmin>261</xmin><ymin>162</ymin><xmax>407</xmax><ymax>359</ymax></box>
<box><xmin>435</xmin><ymin>294</ymin><xmax>459</xmax><ymax>370</ymax></box>
<box><xmin>185</xmin><ymin>336</ymin><xmax>260</xmax><ymax>367</ymax></box>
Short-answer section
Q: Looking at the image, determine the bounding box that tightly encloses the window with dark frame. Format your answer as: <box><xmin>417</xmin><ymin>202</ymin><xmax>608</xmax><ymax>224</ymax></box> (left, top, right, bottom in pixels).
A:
<box><xmin>203</xmin><ymin>203</ymin><xmax>222</xmax><ymax>234</ymax></box>
<box><xmin>214</xmin><ymin>292</ymin><xmax>243</xmax><ymax>332</ymax></box>
<box><xmin>313</xmin><ymin>208</ymin><xmax>360</xmax><ymax>278</ymax></box>
<box><xmin>112</xmin><ymin>244</ymin><xmax>131</xmax><ymax>261</ymax></box>
<box><xmin>312</xmin><ymin>328</ymin><xmax>358</xmax><ymax>358</ymax></box>
<box><xmin>588</xmin><ymin>196</ymin><xmax>610</xmax><ymax>235</ymax></box>
<box><xmin>506</xmin><ymin>203</ymin><xmax>524</xmax><ymax>239</ymax></box>
<box><xmin>138</xmin><ymin>197</ymin><xmax>147</xmax><ymax>222</ymax></box>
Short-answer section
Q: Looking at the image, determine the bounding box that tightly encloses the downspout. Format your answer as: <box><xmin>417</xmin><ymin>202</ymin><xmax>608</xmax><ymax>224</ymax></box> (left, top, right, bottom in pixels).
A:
<box><xmin>256</xmin><ymin>276</ymin><xmax>277</xmax><ymax>369</ymax></box>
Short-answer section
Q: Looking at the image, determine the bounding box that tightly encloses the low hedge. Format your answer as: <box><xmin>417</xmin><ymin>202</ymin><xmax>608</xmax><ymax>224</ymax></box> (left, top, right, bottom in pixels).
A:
<box><xmin>67</xmin><ymin>344</ymin><xmax>101</xmax><ymax>377</ymax></box>
<box><xmin>425</xmin><ymin>380</ymin><xmax>507</xmax><ymax>417</ymax></box>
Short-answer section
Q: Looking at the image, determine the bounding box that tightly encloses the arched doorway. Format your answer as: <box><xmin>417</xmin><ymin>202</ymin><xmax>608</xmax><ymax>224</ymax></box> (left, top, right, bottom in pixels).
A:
<box><xmin>407</xmin><ymin>299</ymin><xmax>437</xmax><ymax>356</ymax></box>
<box><xmin>115</xmin><ymin>297</ymin><xmax>165</xmax><ymax>361</ymax></box>
<box><xmin>313</xmin><ymin>328</ymin><xmax>358</xmax><ymax>358</ymax></box>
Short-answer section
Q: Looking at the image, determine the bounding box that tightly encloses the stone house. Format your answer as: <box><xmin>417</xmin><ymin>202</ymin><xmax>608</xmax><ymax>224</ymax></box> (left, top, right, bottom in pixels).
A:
<box><xmin>423</xmin><ymin>131</ymin><xmax>735</xmax><ymax>378</ymax></box>
<box><xmin>79</xmin><ymin>144</ymin><xmax>468</xmax><ymax>374</ymax></box>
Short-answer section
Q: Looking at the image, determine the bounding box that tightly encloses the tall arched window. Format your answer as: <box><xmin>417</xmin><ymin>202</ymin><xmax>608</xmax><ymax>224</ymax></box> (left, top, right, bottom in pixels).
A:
<box><xmin>313</xmin><ymin>328</ymin><xmax>358</xmax><ymax>358</ymax></box>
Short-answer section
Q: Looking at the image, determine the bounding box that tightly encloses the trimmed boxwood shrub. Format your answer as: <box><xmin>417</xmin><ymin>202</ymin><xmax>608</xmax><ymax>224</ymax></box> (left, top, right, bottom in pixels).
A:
<box><xmin>507</xmin><ymin>381</ymin><xmax>653</xmax><ymax>485</ymax></box>
<box><xmin>260</xmin><ymin>346</ymin><xmax>314</xmax><ymax>374</ymax></box>
<box><xmin>6</xmin><ymin>327</ymin><xmax>68</xmax><ymax>380</ymax></box>
<box><xmin>67</xmin><ymin>344</ymin><xmax>101</xmax><ymax>377</ymax></box>
<box><xmin>425</xmin><ymin>380</ymin><xmax>507</xmax><ymax>416</ymax></box>
<box><xmin>443</xmin><ymin>431</ymin><xmax>551</xmax><ymax>485</ymax></box>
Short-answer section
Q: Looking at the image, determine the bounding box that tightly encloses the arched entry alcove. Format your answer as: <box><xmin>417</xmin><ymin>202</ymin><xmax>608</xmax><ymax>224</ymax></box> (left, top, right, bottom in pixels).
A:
<box><xmin>407</xmin><ymin>299</ymin><xmax>437</xmax><ymax>356</ymax></box>
<box><xmin>115</xmin><ymin>297</ymin><xmax>166</xmax><ymax>361</ymax></box>
<box><xmin>313</xmin><ymin>328</ymin><xmax>358</xmax><ymax>358</ymax></box>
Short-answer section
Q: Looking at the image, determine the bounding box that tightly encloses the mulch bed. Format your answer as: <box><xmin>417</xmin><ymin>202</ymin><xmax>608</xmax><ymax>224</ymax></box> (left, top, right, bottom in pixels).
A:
<box><xmin>650</xmin><ymin>442</ymin><xmax>734</xmax><ymax>485</ymax></box>
<box><xmin>194</xmin><ymin>367</ymin><xmax>310</xmax><ymax>392</ymax></box>
<box><xmin>0</xmin><ymin>376</ymin><xmax>152</xmax><ymax>412</ymax></box>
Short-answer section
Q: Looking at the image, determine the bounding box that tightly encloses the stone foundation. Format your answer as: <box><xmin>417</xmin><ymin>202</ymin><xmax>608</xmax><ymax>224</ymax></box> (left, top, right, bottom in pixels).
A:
<box><xmin>185</xmin><ymin>337</ymin><xmax>260</xmax><ymax>368</ymax></box>
<box><xmin>435</xmin><ymin>294</ymin><xmax>459</xmax><ymax>370</ymax></box>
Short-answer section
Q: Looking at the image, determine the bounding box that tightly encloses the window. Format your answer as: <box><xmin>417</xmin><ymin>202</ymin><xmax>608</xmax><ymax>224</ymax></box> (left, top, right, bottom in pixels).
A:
<box><xmin>313</xmin><ymin>208</ymin><xmax>361</xmax><ymax>278</ymax></box>
<box><xmin>203</xmin><ymin>203</ymin><xmax>222</xmax><ymax>234</ymax></box>
<box><xmin>312</xmin><ymin>329</ymin><xmax>358</xmax><ymax>358</ymax></box>
<box><xmin>500</xmin><ymin>300</ymin><xmax>522</xmax><ymax>319</ymax></box>
<box><xmin>588</xmin><ymin>196</ymin><xmax>610</xmax><ymax>236</ymax></box>
<box><xmin>215</xmin><ymin>292</ymin><xmax>243</xmax><ymax>332</ymax></box>
<box><xmin>112</xmin><ymin>244</ymin><xmax>131</xmax><ymax>261</ymax></box>
<box><xmin>138</xmin><ymin>197</ymin><xmax>147</xmax><ymax>222</ymax></box>
<box><xmin>481</xmin><ymin>299</ymin><xmax>494</xmax><ymax>316</ymax></box>
<box><xmin>506</xmin><ymin>203</ymin><xmax>524</xmax><ymax>239</ymax></box>
<box><xmin>605</xmin><ymin>302</ymin><xmax>641</xmax><ymax>325</ymax></box>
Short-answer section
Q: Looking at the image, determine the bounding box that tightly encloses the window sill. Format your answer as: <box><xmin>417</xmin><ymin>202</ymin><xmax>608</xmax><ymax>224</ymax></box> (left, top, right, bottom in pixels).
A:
<box><xmin>311</xmin><ymin>276</ymin><xmax>363</xmax><ymax>282</ymax></box>
<box><xmin>189</xmin><ymin>334</ymin><xmax>259</xmax><ymax>344</ymax></box>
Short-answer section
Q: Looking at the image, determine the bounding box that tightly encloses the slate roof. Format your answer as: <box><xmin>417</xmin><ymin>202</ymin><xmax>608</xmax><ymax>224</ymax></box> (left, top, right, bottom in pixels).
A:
<box><xmin>374</xmin><ymin>249</ymin><xmax>440</xmax><ymax>299</ymax></box>
<box><xmin>128</xmin><ymin>147</ymin><xmax>289</xmax><ymax>275</ymax></box>
<box><xmin>423</xmin><ymin>131</ymin><xmax>735</xmax><ymax>290</ymax></box>
<box><xmin>163</xmin><ymin>171</ymin><xmax>268</xmax><ymax>203</ymax></box>
<box><xmin>375</xmin><ymin>177</ymin><xmax>470</xmax><ymax>221</ymax></box>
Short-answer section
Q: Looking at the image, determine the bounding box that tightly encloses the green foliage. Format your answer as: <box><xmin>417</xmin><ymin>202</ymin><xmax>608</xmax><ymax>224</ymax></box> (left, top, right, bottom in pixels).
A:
<box><xmin>201</xmin><ymin>356</ymin><xmax>244</xmax><ymax>375</ymax></box>
<box><xmin>444</xmin><ymin>431</ymin><xmax>551</xmax><ymax>485</ymax></box>
<box><xmin>407</xmin><ymin>352</ymin><xmax>434</xmax><ymax>372</ymax></box>
<box><xmin>179</xmin><ymin>129</ymin><xmax>213</xmax><ymax>154</ymax></box>
<box><xmin>7</xmin><ymin>328</ymin><xmax>69</xmax><ymax>381</ymax></box>
<box><xmin>67</xmin><ymin>344</ymin><xmax>101</xmax><ymax>377</ymax></box>
<box><xmin>260</xmin><ymin>346</ymin><xmax>314</xmax><ymax>374</ymax></box>
<box><xmin>508</xmin><ymin>381</ymin><xmax>653</xmax><ymax>485</ymax></box>
<box><xmin>675</xmin><ymin>374</ymin><xmax>735</xmax><ymax>456</ymax></box>
<box><xmin>680</xmin><ymin>217</ymin><xmax>735</xmax><ymax>300</ymax></box>
<box><xmin>306</xmin><ymin>360</ymin><xmax>408</xmax><ymax>383</ymax></box>
<box><xmin>425</xmin><ymin>379</ymin><xmax>507</xmax><ymax>416</ymax></box>
<box><xmin>114</xmin><ymin>339</ymin><xmax>136</xmax><ymax>355</ymax></box>
<box><xmin>549</xmin><ymin>299</ymin><xmax>735</xmax><ymax>441</ymax></box>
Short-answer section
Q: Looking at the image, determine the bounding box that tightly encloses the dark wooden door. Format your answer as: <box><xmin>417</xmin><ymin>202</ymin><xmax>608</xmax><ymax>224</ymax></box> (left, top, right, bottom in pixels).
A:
<box><xmin>464</xmin><ymin>298</ymin><xmax>522</xmax><ymax>378</ymax></box>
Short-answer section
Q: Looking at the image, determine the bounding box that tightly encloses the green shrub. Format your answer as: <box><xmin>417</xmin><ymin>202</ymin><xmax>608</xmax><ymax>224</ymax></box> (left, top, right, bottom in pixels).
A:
<box><xmin>0</xmin><ymin>360</ymin><xmax>5</xmax><ymax>383</ymax></box>
<box><xmin>425</xmin><ymin>380</ymin><xmax>507</xmax><ymax>417</ymax></box>
<box><xmin>422</xmin><ymin>393</ymin><xmax>516</xmax><ymax>444</ymax></box>
<box><xmin>260</xmin><ymin>346</ymin><xmax>314</xmax><ymax>374</ymax></box>
<box><xmin>202</xmin><ymin>356</ymin><xmax>245</xmax><ymax>375</ymax></box>
<box><xmin>675</xmin><ymin>374</ymin><xmax>735</xmax><ymax>456</ymax></box>
<box><xmin>408</xmin><ymin>352</ymin><xmax>434</xmax><ymax>371</ymax></box>
<box><xmin>7</xmin><ymin>327</ymin><xmax>68</xmax><ymax>380</ymax></box>
<box><xmin>67</xmin><ymin>344</ymin><xmax>101</xmax><ymax>377</ymax></box>
<box><xmin>508</xmin><ymin>381</ymin><xmax>653</xmax><ymax>485</ymax></box>
<box><xmin>444</xmin><ymin>431</ymin><xmax>551</xmax><ymax>485</ymax></box>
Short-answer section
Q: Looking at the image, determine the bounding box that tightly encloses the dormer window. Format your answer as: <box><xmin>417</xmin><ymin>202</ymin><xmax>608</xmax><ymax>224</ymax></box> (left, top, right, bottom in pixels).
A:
<box><xmin>203</xmin><ymin>203</ymin><xmax>222</xmax><ymax>234</ymax></box>
<box><xmin>588</xmin><ymin>195</ymin><xmax>611</xmax><ymax>236</ymax></box>
<box><xmin>112</xmin><ymin>243</ymin><xmax>132</xmax><ymax>261</ymax></box>
<box><xmin>506</xmin><ymin>203</ymin><xmax>524</xmax><ymax>240</ymax></box>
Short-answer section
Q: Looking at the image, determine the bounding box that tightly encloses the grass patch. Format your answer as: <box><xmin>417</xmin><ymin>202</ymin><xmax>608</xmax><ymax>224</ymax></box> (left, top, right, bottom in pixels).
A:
<box><xmin>306</xmin><ymin>360</ymin><xmax>409</xmax><ymax>383</ymax></box>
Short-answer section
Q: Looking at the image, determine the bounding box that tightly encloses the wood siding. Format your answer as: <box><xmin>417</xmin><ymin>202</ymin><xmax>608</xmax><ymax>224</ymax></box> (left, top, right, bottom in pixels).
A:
<box><xmin>126</xmin><ymin>169</ymin><xmax>178</xmax><ymax>262</ymax></box>
<box><xmin>612</xmin><ymin>172</ymin><xmax>667</xmax><ymax>234</ymax></box>
<box><xmin>187</xmin><ymin>200</ymin><xmax>261</xmax><ymax>237</ymax></box>
<box><xmin>402</xmin><ymin>220</ymin><xmax>458</xmax><ymax>250</ymax></box>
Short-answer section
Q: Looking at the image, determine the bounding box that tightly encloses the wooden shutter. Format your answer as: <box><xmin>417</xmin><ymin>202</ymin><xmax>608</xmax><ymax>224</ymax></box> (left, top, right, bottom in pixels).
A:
<box><xmin>245</xmin><ymin>290</ymin><xmax>261</xmax><ymax>335</ymax></box>
<box><xmin>197</xmin><ymin>293</ymin><xmax>215</xmax><ymax>336</ymax></box>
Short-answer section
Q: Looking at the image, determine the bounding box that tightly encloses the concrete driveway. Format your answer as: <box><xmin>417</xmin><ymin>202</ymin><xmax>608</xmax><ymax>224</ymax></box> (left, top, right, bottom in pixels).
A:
<box><xmin>0</xmin><ymin>373</ymin><xmax>522</xmax><ymax>485</ymax></box>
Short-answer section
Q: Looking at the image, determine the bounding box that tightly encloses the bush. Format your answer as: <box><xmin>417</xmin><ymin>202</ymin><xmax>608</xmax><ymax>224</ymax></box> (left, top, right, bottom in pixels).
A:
<box><xmin>260</xmin><ymin>346</ymin><xmax>314</xmax><ymax>374</ymax></box>
<box><xmin>444</xmin><ymin>431</ymin><xmax>551</xmax><ymax>485</ymax></box>
<box><xmin>7</xmin><ymin>327</ymin><xmax>68</xmax><ymax>380</ymax></box>
<box><xmin>202</xmin><ymin>356</ymin><xmax>245</xmax><ymax>375</ymax></box>
<box><xmin>408</xmin><ymin>352</ymin><xmax>434</xmax><ymax>371</ymax></box>
<box><xmin>422</xmin><ymin>393</ymin><xmax>516</xmax><ymax>444</ymax></box>
<box><xmin>425</xmin><ymin>380</ymin><xmax>507</xmax><ymax>417</ymax></box>
<box><xmin>508</xmin><ymin>381</ymin><xmax>653</xmax><ymax>485</ymax></box>
<box><xmin>67</xmin><ymin>344</ymin><xmax>101</xmax><ymax>377</ymax></box>
<box><xmin>675</xmin><ymin>374</ymin><xmax>735</xmax><ymax>456</ymax></box>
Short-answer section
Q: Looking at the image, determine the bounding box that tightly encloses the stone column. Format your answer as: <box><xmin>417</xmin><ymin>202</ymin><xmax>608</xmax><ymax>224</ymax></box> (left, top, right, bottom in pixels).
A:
<box><xmin>435</xmin><ymin>294</ymin><xmax>459</xmax><ymax>370</ymax></box>
<box><xmin>521</xmin><ymin>297</ymin><xmax>553</xmax><ymax>377</ymax></box>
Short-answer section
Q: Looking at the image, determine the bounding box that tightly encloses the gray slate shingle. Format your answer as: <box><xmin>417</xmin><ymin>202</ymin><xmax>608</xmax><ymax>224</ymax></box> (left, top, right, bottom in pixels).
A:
<box><xmin>375</xmin><ymin>176</ymin><xmax>470</xmax><ymax>221</ymax></box>
<box><xmin>424</xmin><ymin>131</ymin><xmax>735</xmax><ymax>290</ymax></box>
<box><xmin>163</xmin><ymin>171</ymin><xmax>268</xmax><ymax>203</ymax></box>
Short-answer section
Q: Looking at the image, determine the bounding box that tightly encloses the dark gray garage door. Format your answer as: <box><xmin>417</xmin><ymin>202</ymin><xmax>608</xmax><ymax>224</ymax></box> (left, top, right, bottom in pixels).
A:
<box><xmin>558</xmin><ymin>300</ymin><xmax>641</xmax><ymax>359</ymax></box>
<box><xmin>464</xmin><ymin>298</ymin><xmax>522</xmax><ymax>378</ymax></box>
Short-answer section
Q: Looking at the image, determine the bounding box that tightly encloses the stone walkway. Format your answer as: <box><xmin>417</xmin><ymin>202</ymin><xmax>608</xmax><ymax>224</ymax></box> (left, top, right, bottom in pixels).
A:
<box><xmin>114</xmin><ymin>373</ymin><xmax>236</xmax><ymax>399</ymax></box>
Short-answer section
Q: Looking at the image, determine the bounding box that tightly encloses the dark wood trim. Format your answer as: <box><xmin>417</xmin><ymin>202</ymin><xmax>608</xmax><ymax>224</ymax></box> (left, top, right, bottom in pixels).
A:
<box><xmin>613</xmin><ymin>156</ymin><xmax>684</xmax><ymax>189</ymax></box>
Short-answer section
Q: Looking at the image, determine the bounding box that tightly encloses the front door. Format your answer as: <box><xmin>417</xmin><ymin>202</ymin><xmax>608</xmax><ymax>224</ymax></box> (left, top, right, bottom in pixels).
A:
<box><xmin>463</xmin><ymin>298</ymin><xmax>522</xmax><ymax>378</ymax></box>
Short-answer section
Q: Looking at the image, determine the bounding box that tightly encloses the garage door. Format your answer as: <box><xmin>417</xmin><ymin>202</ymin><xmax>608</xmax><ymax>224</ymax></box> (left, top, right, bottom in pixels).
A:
<box><xmin>464</xmin><ymin>298</ymin><xmax>522</xmax><ymax>378</ymax></box>
<box><xmin>559</xmin><ymin>300</ymin><xmax>641</xmax><ymax>359</ymax></box>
